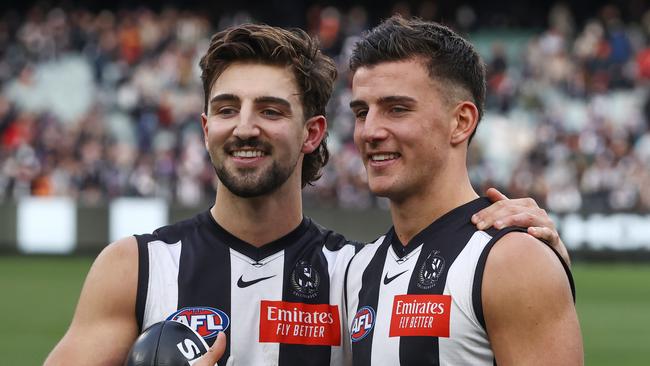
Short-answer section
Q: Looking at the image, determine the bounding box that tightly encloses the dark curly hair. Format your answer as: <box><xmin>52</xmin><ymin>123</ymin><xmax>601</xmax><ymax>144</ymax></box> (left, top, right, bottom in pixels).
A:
<box><xmin>200</xmin><ymin>23</ymin><xmax>337</xmax><ymax>186</ymax></box>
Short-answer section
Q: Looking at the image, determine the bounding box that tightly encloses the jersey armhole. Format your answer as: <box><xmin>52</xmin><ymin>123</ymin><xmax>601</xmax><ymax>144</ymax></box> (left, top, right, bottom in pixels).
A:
<box><xmin>471</xmin><ymin>227</ymin><xmax>526</xmax><ymax>332</ymax></box>
<box><xmin>134</xmin><ymin>234</ymin><xmax>149</xmax><ymax>332</ymax></box>
<box><xmin>545</xmin><ymin>243</ymin><xmax>576</xmax><ymax>302</ymax></box>
<box><xmin>471</xmin><ymin>227</ymin><xmax>577</xmax><ymax>333</ymax></box>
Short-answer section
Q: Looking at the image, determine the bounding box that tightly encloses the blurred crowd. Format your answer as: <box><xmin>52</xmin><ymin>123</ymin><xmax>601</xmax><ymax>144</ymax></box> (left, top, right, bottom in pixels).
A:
<box><xmin>1</xmin><ymin>2</ymin><xmax>650</xmax><ymax>213</ymax></box>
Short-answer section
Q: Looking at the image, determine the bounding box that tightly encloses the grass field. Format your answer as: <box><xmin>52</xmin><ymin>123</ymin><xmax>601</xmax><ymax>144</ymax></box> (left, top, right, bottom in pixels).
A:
<box><xmin>0</xmin><ymin>256</ymin><xmax>648</xmax><ymax>365</ymax></box>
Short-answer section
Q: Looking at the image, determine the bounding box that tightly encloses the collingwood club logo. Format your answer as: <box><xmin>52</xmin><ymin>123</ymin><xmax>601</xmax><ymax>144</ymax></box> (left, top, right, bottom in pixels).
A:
<box><xmin>417</xmin><ymin>250</ymin><xmax>446</xmax><ymax>289</ymax></box>
<box><xmin>291</xmin><ymin>260</ymin><xmax>320</xmax><ymax>298</ymax></box>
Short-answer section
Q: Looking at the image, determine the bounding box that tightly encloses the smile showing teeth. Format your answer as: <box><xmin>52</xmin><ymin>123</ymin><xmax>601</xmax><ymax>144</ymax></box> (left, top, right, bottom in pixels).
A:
<box><xmin>232</xmin><ymin>150</ymin><xmax>265</xmax><ymax>158</ymax></box>
<box><xmin>370</xmin><ymin>153</ymin><xmax>399</xmax><ymax>161</ymax></box>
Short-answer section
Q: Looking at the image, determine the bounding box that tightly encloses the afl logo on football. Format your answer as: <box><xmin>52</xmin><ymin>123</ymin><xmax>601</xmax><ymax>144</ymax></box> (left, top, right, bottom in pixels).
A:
<box><xmin>167</xmin><ymin>307</ymin><xmax>230</xmax><ymax>339</ymax></box>
<box><xmin>417</xmin><ymin>250</ymin><xmax>446</xmax><ymax>289</ymax></box>
<box><xmin>291</xmin><ymin>260</ymin><xmax>320</xmax><ymax>298</ymax></box>
<box><xmin>350</xmin><ymin>306</ymin><xmax>375</xmax><ymax>342</ymax></box>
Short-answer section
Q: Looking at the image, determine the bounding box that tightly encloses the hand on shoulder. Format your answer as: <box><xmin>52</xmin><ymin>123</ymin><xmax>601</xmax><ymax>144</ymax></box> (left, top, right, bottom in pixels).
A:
<box><xmin>472</xmin><ymin>188</ymin><xmax>571</xmax><ymax>266</ymax></box>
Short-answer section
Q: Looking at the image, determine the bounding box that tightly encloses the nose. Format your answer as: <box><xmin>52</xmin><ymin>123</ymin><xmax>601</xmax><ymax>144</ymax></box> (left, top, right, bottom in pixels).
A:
<box><xmin>232</xmin><ymin>109</ymin><xmax>260</xmax><ymax>140</ymax></box>
<box><xmin>355</xmin><ymin>108</ymin><xmax>388</xmax><ymax>145</ymax></box>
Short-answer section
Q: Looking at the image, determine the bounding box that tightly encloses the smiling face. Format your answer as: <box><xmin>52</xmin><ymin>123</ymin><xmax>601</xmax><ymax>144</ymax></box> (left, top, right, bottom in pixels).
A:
<box><xmin>351</xmin><ymin>58</ymin><xmax>458</xmax><ymax>203</ymax></box>
<box><xmin>202</xmin><ymin>62</ymin><xmax>311</xmax><ymax>198</ymax></box>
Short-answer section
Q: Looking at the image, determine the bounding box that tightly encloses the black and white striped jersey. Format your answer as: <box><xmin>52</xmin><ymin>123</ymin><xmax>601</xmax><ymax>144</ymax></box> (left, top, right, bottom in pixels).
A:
<box><xmin>344</xmin><ymin>197</ymin><xmax>574</xmax><ymax>365</ymax></box>
<box><xmin>134</xmin><ymin>210</ymin><xmax>360</xmax><ymax>366</ymax></box>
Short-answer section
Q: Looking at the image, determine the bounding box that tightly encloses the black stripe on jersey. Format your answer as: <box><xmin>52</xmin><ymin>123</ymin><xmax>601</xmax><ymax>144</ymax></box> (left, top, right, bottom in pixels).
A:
<box><xmin>278</xmin><ymin>220</ymin><xmax>343</xmax><ymax>366</ymax></box>
<box><xmin>352</xmin><ymin>236</ymin><xmax>392</xmax><ymax>366</ymax></box>
<box><xmin>176</xmin><ymin>212</ymin><xmax>233</xmax><ymax>364</ymax></box>
<box><xmin>399</xmin><ymin>198</ymin><xmax>492</xmax><ymax>365</ymax></box>
<box><xmin>135</xmin><ymin>235</ymin><xmax>149</xmax><ymax>332</ymax></box>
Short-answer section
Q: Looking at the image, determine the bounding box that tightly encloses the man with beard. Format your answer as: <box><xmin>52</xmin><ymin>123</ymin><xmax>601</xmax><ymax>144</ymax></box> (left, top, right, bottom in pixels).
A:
<box><xmin>46</xmin><ymin>23</ymin><xmax>572</xmax><ymax>366</ymax></box>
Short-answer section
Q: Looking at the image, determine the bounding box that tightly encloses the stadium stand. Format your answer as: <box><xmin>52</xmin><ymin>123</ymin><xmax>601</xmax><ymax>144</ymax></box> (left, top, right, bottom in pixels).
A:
<box><xmin>1</xmin><ymin>2</ymin><xmax>649</xmax><ymax>215</ymax></box>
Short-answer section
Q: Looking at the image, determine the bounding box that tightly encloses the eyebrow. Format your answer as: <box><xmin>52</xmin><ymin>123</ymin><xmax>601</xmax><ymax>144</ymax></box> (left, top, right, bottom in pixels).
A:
<box><xmin>209</xmin><ymin>94</ymin><xmax>292</xmax><ymax>110</ymax></box>
<box><xmin>349</xmin><ymin>100</ymin><xmax>367</xmax><ymax>110</ymax></box>
<box><xmin>209</xmin><ymin>93</ymin><xmax>239</xmax><ymax>104</ymax></box>
<box><xmin>254</xmin><ymin>96</ymin><xmax>292</xmax><ymax>110</ymax></box>
<box><xmin>377</xmin><ymin>95</ymin><xmax>417</xmax><ymax>105</ymax></box>
<box><xmin>349</xmin><ymin>95</ymin><xmax>417</xmax><ymax>109</ymax></box>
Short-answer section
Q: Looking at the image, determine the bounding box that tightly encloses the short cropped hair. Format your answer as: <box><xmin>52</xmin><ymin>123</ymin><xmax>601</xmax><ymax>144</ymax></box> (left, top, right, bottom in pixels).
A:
<box><xmin>199</xmin><ymin>24</ymin><xmax>337</xmax><ymax>186</ymax></box>
<box><xmin>350</xmin><ymin>16</ymin><xmax>486</xmax><ymax>142</ymax></box>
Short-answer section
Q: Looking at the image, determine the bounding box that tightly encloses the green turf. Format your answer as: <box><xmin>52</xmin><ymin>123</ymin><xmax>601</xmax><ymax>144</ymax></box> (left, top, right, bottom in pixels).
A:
<box><xmin>0</xmin><ymin>257</ymin><xmax>648</xmax><ymax>365</ymax></box>
<box><xmin>0</xmin><ymin>256</ymin><xmax>92</xmax><ymax>365</ymax></box>
<box><xmin>573</xmin><ymin>263</ymin><xmax>650</xmax><ymax>366</ymax></box>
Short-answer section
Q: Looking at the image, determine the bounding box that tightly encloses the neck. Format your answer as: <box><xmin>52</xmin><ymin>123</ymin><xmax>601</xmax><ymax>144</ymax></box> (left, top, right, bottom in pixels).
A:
<box><xmin>390</xmin><ymin>163</ymin><xmax>478</xmax><ymax>246</ymax></box>
<box><xmin>210</xmin><ymin>178</ymin><xmax>303</xmax><ymax>247</ymax></box>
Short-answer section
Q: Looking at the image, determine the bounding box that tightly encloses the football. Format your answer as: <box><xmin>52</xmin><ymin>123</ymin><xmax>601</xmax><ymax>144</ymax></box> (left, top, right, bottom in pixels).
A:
<box><xmin>124</xmin><ymin>320</ymin><xmax>210</xmax><ymax>366</ymax></box>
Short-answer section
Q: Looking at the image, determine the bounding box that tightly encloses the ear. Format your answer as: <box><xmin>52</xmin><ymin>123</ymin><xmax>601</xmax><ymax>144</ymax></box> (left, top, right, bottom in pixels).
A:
<box><xmin>302</xmin><ymin>115</ymin><xmax>327</xmax><ymax>154</ymax></box>
<box><xmin>450</xmin><ymin>101</ymin><xmax>479</xmax><ymax>145</ymax></box>
<box><xmin>201</xmin><ymin>113</ymin><xmax>209</xmax><ymax>149</ymax></box>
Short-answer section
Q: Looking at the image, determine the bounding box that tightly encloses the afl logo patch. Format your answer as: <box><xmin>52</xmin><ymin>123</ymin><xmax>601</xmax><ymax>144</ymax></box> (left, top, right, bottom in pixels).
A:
<box><xmin>417</xmin><ymin>250</ymin><xmax>446</xmax><ymax>289</ymax></box>
<box><xmin>350</xmin><ymin>306</ymin><xmax>375</xmax><ymax>342</ymax></box>
<box><xmin>291</xmin><ymin>260</ymin><xmax>320</xmax><ymax>298</ymax></box>
<box><xmin>167</xmin><ymin>307</ymin><xmax>230</xmax><ymax>339</ymax></box>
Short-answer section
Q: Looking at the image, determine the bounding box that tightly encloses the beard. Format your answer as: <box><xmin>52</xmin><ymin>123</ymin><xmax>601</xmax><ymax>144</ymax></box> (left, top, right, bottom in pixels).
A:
<box><xmin>211</xmin><ymin>138</ymin><xmax>299</xmax><ymax>198</ymax></box>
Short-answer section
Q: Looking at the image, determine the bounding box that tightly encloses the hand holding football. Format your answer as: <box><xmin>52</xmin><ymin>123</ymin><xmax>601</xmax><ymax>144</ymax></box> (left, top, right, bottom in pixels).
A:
<box><xmin>124</xmin><ymin>320</ymin><xmax>209</xmax><ymax>366</ymax></box>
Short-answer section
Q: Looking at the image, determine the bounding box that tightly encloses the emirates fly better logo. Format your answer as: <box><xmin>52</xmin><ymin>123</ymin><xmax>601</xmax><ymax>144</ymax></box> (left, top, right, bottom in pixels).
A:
<box><xmin>389</xmin><ymin>294</ymin><xmax>451</xmax><ymax>337</ymax></box>
<box><xmin>259</xmin><ymin>300</ymin><xmax>341</xmax><ymax>346</ymax></box>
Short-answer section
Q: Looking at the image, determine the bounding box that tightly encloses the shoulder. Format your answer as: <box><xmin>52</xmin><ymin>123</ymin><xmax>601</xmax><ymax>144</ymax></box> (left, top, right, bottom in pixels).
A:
<box><xmin>482</xmin><ymin>231</ymin><xmax>574</xmax><ymax>322</ymax></box>
<box><xmin>307</xmin><ymin>218</ymin><xmax>363</xmax><ymax>252</ymax></box>
<box><xmin>485</xmin><ymin>231</ymin><xmax>566</xmax><ymax>282</ymax></box>
<box><xmin>100</xmin><ymin>235</ymin><xmax>139</xmax><ymax>260</ymax></box>
<box><xmin>137</xmin><ymin>213</ymin><xmax>207</xmax><ymax>244</ymax></box>
<box><xmin>480</xmin><ymin>232</ymin><xmax>583</xmax><ymax>364</ymax></box>
<box><xmin>86</xmin><ymin>236</ymin><xmax>139</xmax><ymax>297</ymax></box>
<box><xmin>347</xmin><ymin>234</ymin><xmax>387</xmax><ymax>268</ymax></box>
<box><xmin>68</xmin><ymin>236</ymin><xmax>139</xmax><ymax>333</ymax></box>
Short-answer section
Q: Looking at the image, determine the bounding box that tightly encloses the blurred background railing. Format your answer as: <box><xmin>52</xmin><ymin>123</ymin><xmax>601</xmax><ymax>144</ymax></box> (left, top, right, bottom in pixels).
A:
<box><xmin>2</xmin><ymin>198</ymin><xmax>650</xmax><ymax>259</ymax></box>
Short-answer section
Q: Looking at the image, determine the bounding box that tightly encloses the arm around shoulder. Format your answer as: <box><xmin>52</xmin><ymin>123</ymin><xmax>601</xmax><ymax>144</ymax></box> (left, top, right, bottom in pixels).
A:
<box><xmin>482</xmin><ymin>232</ymin><xmax>583</xmax><ymax>366</ymax></box>
<box><xmin>44</xmin><ymin>236</ymin><xmax>140</xmax><ymax>366</ymax></box>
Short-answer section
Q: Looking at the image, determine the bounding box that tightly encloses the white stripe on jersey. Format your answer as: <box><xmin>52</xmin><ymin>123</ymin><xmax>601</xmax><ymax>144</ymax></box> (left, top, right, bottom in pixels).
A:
<box><xmin>439</xmin><ymin>231</ymin><xmax>494</xmax><ymax>365</ymax></box>
<box><xmin>345</xmin><ymin>235</ymin><xmax>384</xmax><ymax>327</ymax></box>
<box><xmin>371</xmin><ymin>243</ymin><xmax>423</xmax><ymax>366</ymax></box>
<box><xmin>323</xmin><ymin>244</ymin><xmax>357</xmax><ymax>366</ymax></box>
<box><xmin>143</xmin><ymin>240</ymin><xmax>181</xmax><ymax>330</ymax></box>
<box><xmin>229</xmin><ymin>248</ymin><xmax>285</xmax><ymax>366</ymax></box>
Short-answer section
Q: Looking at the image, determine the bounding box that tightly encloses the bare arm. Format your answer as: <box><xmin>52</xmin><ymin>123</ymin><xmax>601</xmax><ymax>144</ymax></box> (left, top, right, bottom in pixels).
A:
<box><xmin>44</xmin><ymin>236</ymin><xmax>140</xmax><ymax>366</ymax></box>
<box><xmin>472</xmin><ymin>188</ymin><xmax>571</xmax><ymax>265</ymax></box>
<box><xmin>482</xmin><ymin>232</ymin><xmax>583</xmax><ymax>366</ymax></box>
